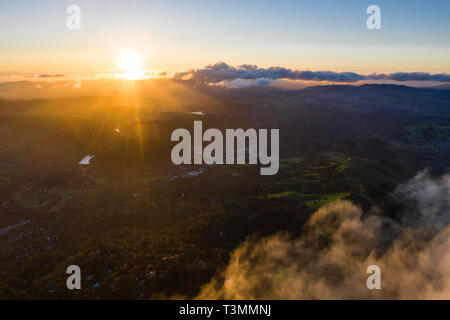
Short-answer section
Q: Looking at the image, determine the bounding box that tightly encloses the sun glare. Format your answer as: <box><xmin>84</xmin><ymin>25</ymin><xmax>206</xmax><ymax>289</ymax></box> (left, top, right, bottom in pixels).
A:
<box><xmin>115</xmin><ymin>51</ymin><xmax>146</xmax><ymax>80</ymax></box>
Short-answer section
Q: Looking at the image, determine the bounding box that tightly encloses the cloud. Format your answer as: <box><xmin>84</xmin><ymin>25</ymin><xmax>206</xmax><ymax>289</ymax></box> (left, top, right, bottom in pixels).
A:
<box><xmin>384</xmin><ymin>72</ymin><xmax>450</xmax><ymax>82</ymax></box>
<box><xmin>216</xmin><ymin>78</ymin><xmax>273</xmax><ymax>88</ymax></box>
<box><xmin>173</xmin><ymin>62</ymin><xmax>450</xmax><ymax>84</ymax></box>
<box><xmin>37</xmin><ymin>73</ymin><xmax>65</xmax><ymax>78</ymax></box>
<box><xmin>197</xmin><ymin>170</ymin><xmax>450</xmax><ymax>299</ymax></box>
<box><xmin>72</xmin><ymin>80</ymin><xmax>82</xmax><ymax>89</ymax></box>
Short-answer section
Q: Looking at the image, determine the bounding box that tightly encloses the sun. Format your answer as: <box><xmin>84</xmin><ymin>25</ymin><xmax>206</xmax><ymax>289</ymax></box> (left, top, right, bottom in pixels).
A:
<box><xmin>115</xmin><ymin>51</ymin><xmax>146</xmax><ymax>80</ymax></box>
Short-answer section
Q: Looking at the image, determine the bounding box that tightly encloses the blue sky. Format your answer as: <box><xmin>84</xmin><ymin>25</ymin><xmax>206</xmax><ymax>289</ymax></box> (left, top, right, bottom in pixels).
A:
<box><xmin>0</xmin><ymin>0</ymin><xmax>449</xmax><ymax>73</ymax></box>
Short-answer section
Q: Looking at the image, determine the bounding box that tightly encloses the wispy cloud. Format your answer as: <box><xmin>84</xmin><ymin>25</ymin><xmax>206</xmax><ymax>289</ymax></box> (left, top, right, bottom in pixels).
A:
<box><xmin>37</xmin><ymin>73</ymin><xmax>65</xmax><ymax>78</ymax></box>
<box><xmin>197</xmin><ymin>170</ymin><xmax>450</xmax><ymax>299</ymax></box>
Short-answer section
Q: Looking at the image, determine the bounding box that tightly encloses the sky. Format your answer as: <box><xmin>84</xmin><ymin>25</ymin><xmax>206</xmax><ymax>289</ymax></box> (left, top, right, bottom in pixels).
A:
<box><xmin>0</xmin><ymin>0</ymin><xmax>449</xmax><ymax>75</ymax></box>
